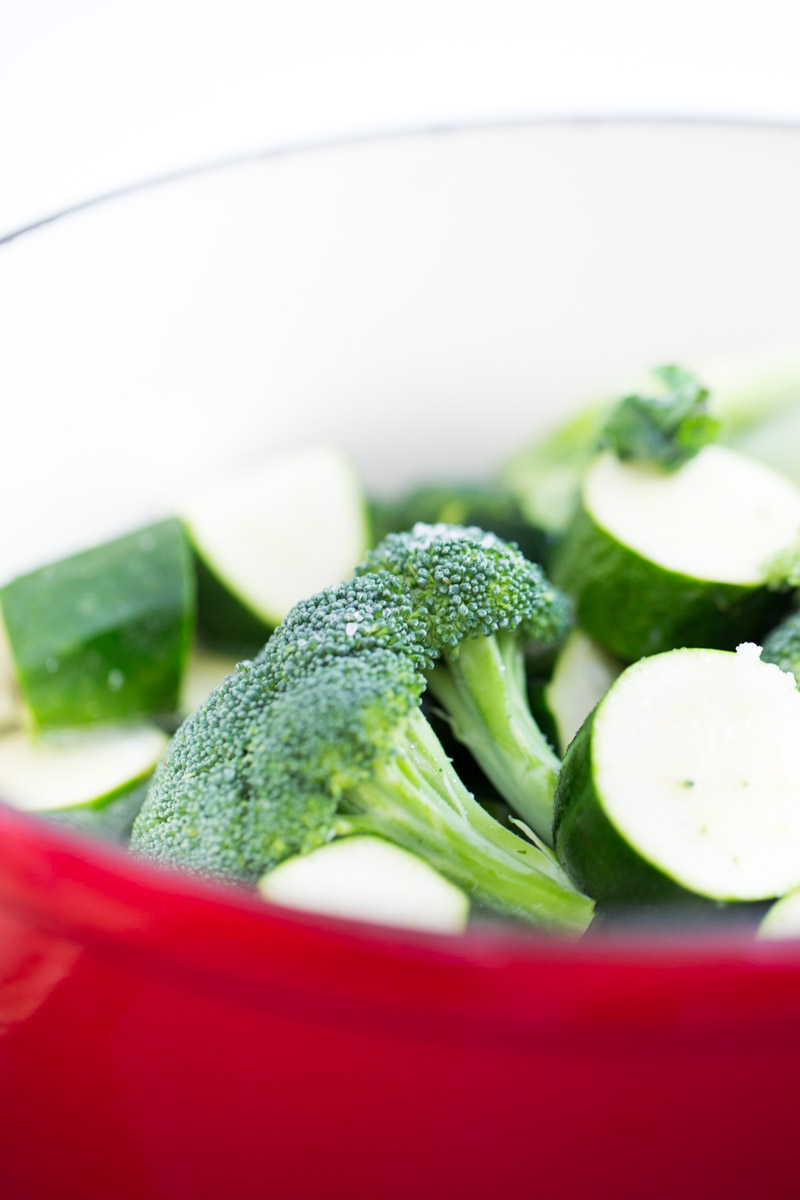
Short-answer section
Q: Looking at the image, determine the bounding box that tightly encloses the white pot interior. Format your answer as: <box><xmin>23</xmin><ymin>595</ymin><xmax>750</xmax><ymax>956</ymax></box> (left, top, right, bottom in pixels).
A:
<box><xmin>2</xmin><ymin>121</ymin><xmax>800</xmax><ymax>578</ymax></box>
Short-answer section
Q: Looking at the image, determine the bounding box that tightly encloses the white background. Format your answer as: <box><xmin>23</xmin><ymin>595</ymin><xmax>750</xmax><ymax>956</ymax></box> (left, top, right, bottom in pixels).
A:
<box><xmin>3</xmin><ymin>0</ymin><xmax>800</xmax><ymax>238</ymax></box>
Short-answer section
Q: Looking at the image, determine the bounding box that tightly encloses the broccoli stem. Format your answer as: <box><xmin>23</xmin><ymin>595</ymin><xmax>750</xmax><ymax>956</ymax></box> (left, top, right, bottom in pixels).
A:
<box><xmin>338</xmin><ymin>707</ymin><xmax>592</xmax><ymax>933</ymax></box>
<box><xmin>426</xmin><ymin>631</ymin><xmax>560</xmax><ymax>845</ymax></box>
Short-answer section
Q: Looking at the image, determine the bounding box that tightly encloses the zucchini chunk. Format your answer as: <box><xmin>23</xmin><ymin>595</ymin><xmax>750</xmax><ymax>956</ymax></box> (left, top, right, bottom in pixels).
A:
<box><xmin>552</xmin><ymin>446</ymin><xmax>800</xmax><ymax>659</ymax></box>
<box><xmin>544</xmin><ymin>628</ymin><xmax>623</xmax><ymax>755</ymax></box>
<box><xmin>759</xmin><ymin>889</ymin><xmax>800</xmax><ymax>939</ymax></box>
<box><xmin>0</xmin><ymin>724</ymin><xmax>167</xmax><ymax>814</ymax></box>
<box><xmin>0</xmin><ymin>520</ymin><xmax>195</xmax><ymax>731</ymax></box>
<box><xmin>554</xmin><ymin>645</ymin><xmax>800</xmax><ymax>905</ymax></box>
<box><xmin>182</xmin><ymin>445</ymin><xmax>371</xmax><ymax>641</ymax></box>
<box><xmin>258</xmin><ymin>835</ymin><xmax>470</xmax><ymax>933</ymax></box>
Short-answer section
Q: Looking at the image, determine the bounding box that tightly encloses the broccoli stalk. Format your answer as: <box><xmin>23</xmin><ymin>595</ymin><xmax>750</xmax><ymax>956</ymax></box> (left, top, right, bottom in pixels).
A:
<box><xmin>426</xmin><ymin>630</ymin><xmax>560</xmax><ymax>842</ymax></box>
<box><xmin>356</xmin><ymin>523</ymin><xmax>570</xmax><ymax>843</ymax></box>
<box><xmin>336</xmin><ymin>705</ymin><xmax>585</xmax><ymax>929</ymax></box>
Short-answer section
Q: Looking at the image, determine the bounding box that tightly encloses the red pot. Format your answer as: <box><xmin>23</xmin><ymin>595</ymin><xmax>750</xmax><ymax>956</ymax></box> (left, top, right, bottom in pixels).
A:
<box><xmin>2</xmin><ymin>120</ymin><xmax>800</xmax><ymax>1198</ymax></box>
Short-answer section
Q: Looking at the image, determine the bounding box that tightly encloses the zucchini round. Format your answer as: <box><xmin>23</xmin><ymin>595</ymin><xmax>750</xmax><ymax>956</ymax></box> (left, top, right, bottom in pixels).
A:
<box><xmin>552</xmin><ymin>446</ymin><xmax>800</xmax><ymax>659</ymax></box>
<box><xmin>554</xmin><ymin>645</ymin><xmax>800</xmax><ymax>905</ymax></box>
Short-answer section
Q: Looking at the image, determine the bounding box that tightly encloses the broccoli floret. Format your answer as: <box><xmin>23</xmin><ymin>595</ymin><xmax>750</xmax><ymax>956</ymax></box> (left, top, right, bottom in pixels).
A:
<box><xmin>131</xmin><ymin>570</ymin><xmax>592</xmax><ymax>931</ymax></box>
<box><xmin>252</xmin><ymin>651</ymin><xmax>591</xmax><ymax>930</ymax></box>
<box><xmin>356</xmin><ymin>523</ymin><xmax>571</xmax><ymax>842</ymax></box>
<box><xmin>131</xmin><ymin>574</ymin><xmax>430</xmax><ymax>879</ymax></box>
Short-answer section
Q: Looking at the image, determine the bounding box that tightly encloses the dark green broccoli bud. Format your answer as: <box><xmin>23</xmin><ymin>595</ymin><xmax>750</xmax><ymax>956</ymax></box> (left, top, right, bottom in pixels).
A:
<box><xmin>254</xmin><ymin>652</ymin><xmax>592</xmax><ymax>931</ymax></box>
<box><xmin>599</xmin><ymin>364</ymin><xmax>719</xmax><ymax>471</ymax></box>
<box><xmin>131</xmin><ymin>654</ymin><xmax>337</xmax><ymax>880</ymax></box>
<box><xmin>264</xmin><ymin>572</ymin><xmax>433</xmax><ymax>691</ymax></box>
<box><xmin>356</xmin><ymin>524</ymin><xmax>571</xmax><ymax>842</ymax></box>
<box><xmin>761</xmin><ymin>609</ymin><xmax>800</xmax><ymax>683</ymax></box>
<box><xmin>131</xmin><ymin>574</ymin><xmax>429</xmax><ymax>880</ymax></box>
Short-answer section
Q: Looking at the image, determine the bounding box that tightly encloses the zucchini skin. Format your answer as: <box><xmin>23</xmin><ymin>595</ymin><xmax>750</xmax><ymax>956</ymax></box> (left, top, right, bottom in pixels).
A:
<box><xmin>193</xmin><ymin>550</ymin><xmax>272</xmax><ymax>657</ymax></box>
<box><xmin>553</xmin><ymin>707</ymin><xmax>706</xmax><ymax>907</ymax></box>
<box><xmin>551</xmin><ymin>506</ymin><xmax>787</xmax><ymax>661</ymax></box>
<box><xmin>2</xmin><ymin>520</ymin><xmax>195</xmax><ymax>730</ymax></box>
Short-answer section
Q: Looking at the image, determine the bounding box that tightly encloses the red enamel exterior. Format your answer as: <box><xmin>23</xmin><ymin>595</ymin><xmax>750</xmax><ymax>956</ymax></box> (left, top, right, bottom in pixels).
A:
<box><xmin>1</xmin><ymin>800</ymin><xmax>799</xmax><ymax>1199</ymax></box>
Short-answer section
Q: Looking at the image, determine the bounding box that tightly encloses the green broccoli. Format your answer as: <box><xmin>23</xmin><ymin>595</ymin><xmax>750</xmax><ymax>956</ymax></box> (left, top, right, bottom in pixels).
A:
<box><xmin>356</xmin><ymin>523</ymin><xmax>570</xmax><ymax>842</ymax></box>
<box><xmin>131</xmin><ymin>571</ymin><xmax>592</xmax><ymax>932</ymax></box>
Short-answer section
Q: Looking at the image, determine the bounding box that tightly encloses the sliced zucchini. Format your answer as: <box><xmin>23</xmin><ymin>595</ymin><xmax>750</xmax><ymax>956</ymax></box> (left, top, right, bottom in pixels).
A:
<box><xmin>552</xmin><ymin>446</ymin><xmax>800</xmax><ymax>659</ymax></box>
<box><xmin>258</xmin><ymin>835</ymin><xmax>470</xmax><ymax>933</ymax></box>
<box><xmin>46</xmin><ymin>780</ymin><xmax>151</xmax><ymax>843</ymax></box>
<box><xmin>0</xmin><ymin>519</ymin><xmax>195</xmax><ymax>731</ymax></box>
<box><xmin>554</xmin><ymin>645</ymin><xmax>800</xmax><ymax>905</ymax></box>
<box><xmin>759</xmin><ymin>888</ymin><xmax>800</xmax><ymax>939</ymax></box>
<box><xmin>0</xmin><ymin>723</ymin><xmax>167</xmax><ymax>813</ymax></box>
<box><xmin>182</xmin><ymin>445</ymin><xmax>370</xmax><ymax>637</ymax></box>
<box><xmin>544</xmin><ymin>628</ymin><xmax>623</xmax><ymax>755</ymax></box>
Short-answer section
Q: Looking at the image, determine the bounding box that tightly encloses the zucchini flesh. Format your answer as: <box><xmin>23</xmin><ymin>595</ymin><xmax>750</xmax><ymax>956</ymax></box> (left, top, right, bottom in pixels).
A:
<box><xmin>258</xmin><ymin>835</ymin><xmax>470</xmax><ymax>933</ymax></box>
<box><xmin>182</xmin><ymin>445</ymin><xmax>370</xmax><ymax>632</ymax></box>
<box><xmin>0</xmin><ymin>724</ymin><xmax>167</xmax><ymax>812</ymax></box>
<box><xmin>552</xmin><ymin>446</ymin><xmax>799</xmax><ymax>658</ymax></box>
<box><xmin>554</xmin><ymin>645</ymin><xmax>800</xmax><ymax>904</ymax></box>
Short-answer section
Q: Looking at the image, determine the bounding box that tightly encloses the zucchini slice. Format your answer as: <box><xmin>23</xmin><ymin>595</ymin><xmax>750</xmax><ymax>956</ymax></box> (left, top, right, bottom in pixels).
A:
<box><xmin>552</xmin><ymin>446</ymin><xmax>800</xmax><ymax>659</ymax></box>
<box><xmin>182</xmin><ymin>445</ymin><xmax>370</xmax><ymax>637</ymax></box>
<box><xmin>0</xmin><ymin>723</ymin><xmax>167</xmax><ymax>813</ymax></box>
<box><xmin>0</xmin><ymin>519</ymin><xmax>195</xmax><ymax>731</ymax></box>
<box><xmin>554</xmin><ymin>645</ymin><xmax>800</xmax><ymax>905</ymax></box>
<box><xmin>258</xmin><ymin>835</ymin><xmax>470</xmax><ymax>933</ymax></box>
<box><xmin>544</xmin><ymin>628</ymin><xmax>623</xmax><ymax>755</ymax></box>
<box><xmin>759</xmin><ymin>888</ymin><xmax>800</xmax><ymax>939</ymax></box>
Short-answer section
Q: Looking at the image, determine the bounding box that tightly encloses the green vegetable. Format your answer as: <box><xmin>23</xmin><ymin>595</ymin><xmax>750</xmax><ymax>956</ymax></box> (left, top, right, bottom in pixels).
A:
<box><xmin>0</xmin><ymin>520</ymin><xmax>195</xmax><ymax>731</ymax></box>
<box><xmin>0</xmin><ymin>723</ymin><xmax>167</xmax><ymax>816</ymax></box>
<box><xmin>552</xmin><ymin>446</ymin><xmax>799</xmax><ymax>660</ymax></box>
<box><xmin>357</xmin><ymin>524</ymin><xmax>571</xmax><ymax>842</ymax></box>
<box><xmin>503</xmin><ymin>353</ymin><xmax>800</xmax><ymax>538</ymax></box>
<box><xmin>759</xmin><ymin>888</ymin><xmax>800</xmax><ymax>939</ymax></box>
<box><xmin>502</xmin><ymin>401</ymin><xmax>609</xmax><ymax>535</ymax></box>
<box><xmin>598</xmin><ymin>365</ymin><xmax>718</xmax><ymax>470</ymax></box>
<box><xmin>182</xmin><ymin>444</ymin><xmax>371</xmax><ymax>644</ymax></box>
<box><xmin>132</xmin><ymin>570</ymin><xmax>592</xmax><ymax>932</ymax></box>
<box><xmin>46</xmin><ymin>779</ymin><xmax>151</xmax><ymax>842</ymax></box>
<box><xmin>544</xmin><ymin>628</ymin><xmax>623</xmax><ymax>755</ymax></box>
<box><xmin>259</xmin><ymin>835</ymin><xmax>470</xmax><ymax>933</ymax></box>
<box><xmin>554</xmin><ymin>645</ymin><xmax>800</xmax><ymax>905</ymax></box>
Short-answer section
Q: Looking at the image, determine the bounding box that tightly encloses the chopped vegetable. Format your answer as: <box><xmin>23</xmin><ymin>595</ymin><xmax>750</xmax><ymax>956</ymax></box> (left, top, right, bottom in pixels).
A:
<box><xmin>0</xmin><ymin>723</ymin><xmax>167</xmax><ymax>814</ymax></box>
<box><xmin>131</xmin><ymin>568</ymin><xmax>592</xmax><ymax>932</ymax></box>
<box><xmin>357</xmin><ymin>523</ymin><xmax>570</xmax><ymax>842</ymax></box>
<box><xmin>0</xmin><ymin>520</ymin><xmax>195</xmax><ymax>730</ymax></box>
<box><xmin>182</xmin><ymin>444</ymin><xmax>370</xmax><ymax>646</ymax></box>
<box><xmin>598</xmin><ymin>365</ymin><xmax>718</xmax><ymax>470</ymax></box>
<box><xmin>554</xmin><ymin>645</ymin><xmax>800</xmax><ymax>905</ymax></box>
<box><xmin>259</xmin><ymin>835</ymin><xmax>470</xmax><ymax>933</ymax></box>
<box><xmin>552</xmin><ymin>446</ymin><xmax>800</xmax><ymax>659</ymax></box>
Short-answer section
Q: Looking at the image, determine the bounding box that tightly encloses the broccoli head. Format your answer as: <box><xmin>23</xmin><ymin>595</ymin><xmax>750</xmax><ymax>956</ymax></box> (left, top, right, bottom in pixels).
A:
<box><xmin>131</xmin><ymin>568</ymin><xmax>591</xmax><ymax>932</ymax></box>
<box><xmin>356</xmin><ymin>523</ymin><xmax>571</xmax><ymax>841</ymax></box>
